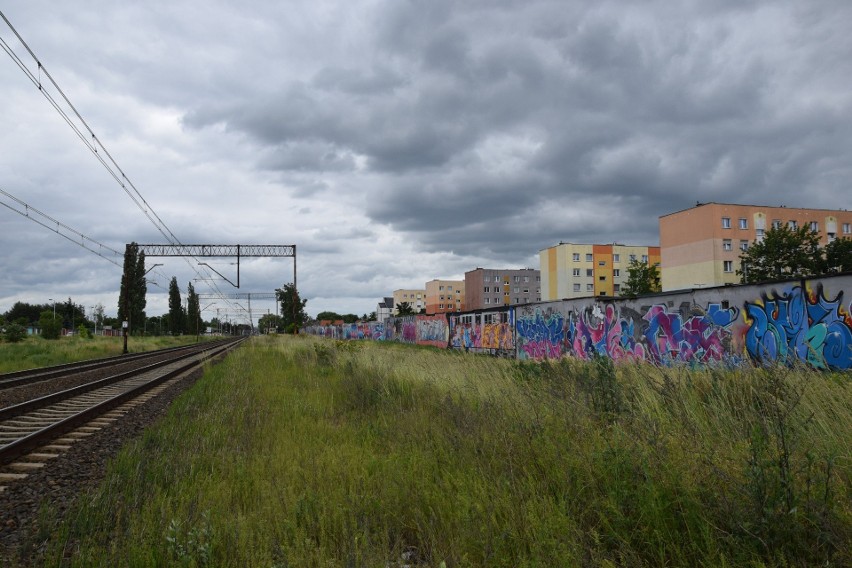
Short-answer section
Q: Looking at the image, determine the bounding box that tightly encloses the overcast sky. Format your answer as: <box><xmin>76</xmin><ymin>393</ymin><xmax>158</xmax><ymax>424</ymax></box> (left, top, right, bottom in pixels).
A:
<box><xmin>1</xmin><ymin>1</ymin><xmax>850</xmax><ymax>323</ymax></box>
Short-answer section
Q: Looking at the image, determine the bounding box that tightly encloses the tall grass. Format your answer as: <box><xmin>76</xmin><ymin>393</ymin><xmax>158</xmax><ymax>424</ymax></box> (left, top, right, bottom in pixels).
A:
<box><xmin>0</xmin><ymin>335</ymin><xmax>213</xmax><ymax>373</ymax></box>
<box><xmin>22</xmin><ymin>336</ymin><xmax>852</xmax><ymax>567</ymax></box>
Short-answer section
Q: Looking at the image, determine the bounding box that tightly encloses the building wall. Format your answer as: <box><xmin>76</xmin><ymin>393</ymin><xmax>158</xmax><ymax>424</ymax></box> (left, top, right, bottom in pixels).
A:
<box><xmin>660</xmin><ymin>202</ymin><xmax>852</xmax><ymax>291</ymax></box>
<box><xmin>425</xmin><ymin>279</ymin><xmax>465</xmax><ymax>314</ymax></box>
<box><xmin>540</xmin><ymin>243</ymin><xmax>660</xmax><ymax>300</ymax></box>
<box><xmin>465</xmin><ymin>268</ymin><xmax>540</xmax><ymax>310</ymax></box>
<box><xmin>392</xmin><ymin>289</ymin><xmax>425</xmax><ymax>314</ymax></box>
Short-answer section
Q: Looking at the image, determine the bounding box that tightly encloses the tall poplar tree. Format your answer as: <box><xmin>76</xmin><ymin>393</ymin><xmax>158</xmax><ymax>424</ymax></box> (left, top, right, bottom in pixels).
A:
<box><xmin>118</xmin><ymin>242</ymin><xmax>147</xmax><ymax>334</ymax></box>
<box><xmin>186</xmin><ymin>281</ymin><xmax>200</xmax><ymax>335</ymax></box>
<box><xmin>168</xmin><ymin>277</ymin><xmax>185</xmax><ymax>336</ymax></box>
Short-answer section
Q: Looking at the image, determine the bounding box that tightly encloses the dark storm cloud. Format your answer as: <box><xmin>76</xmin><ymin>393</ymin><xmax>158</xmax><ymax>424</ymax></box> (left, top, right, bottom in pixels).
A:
<box><xmin>177</xmin><ymin>0</ymin><xmax>852</xmax><ymax>266</ymax></box>
<box><xmin>3</xmin><ymin>0</ymin><xmax>851</xmax><ymax>317</ymax></box>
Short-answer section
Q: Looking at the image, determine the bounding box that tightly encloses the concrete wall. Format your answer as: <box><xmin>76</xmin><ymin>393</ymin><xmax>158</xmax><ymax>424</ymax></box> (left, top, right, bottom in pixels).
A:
<box><xmin>305</xmin><ymin>273</ymin><xmax>852</xmax><ymax>370</ymax></box>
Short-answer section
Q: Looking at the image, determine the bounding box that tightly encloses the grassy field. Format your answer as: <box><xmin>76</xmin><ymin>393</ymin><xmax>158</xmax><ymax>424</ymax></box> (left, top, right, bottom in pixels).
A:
<box><xmin>0</xmin><ymin>334</ymin><xmax>216</xmax><ymax>373</ymax></box>
<box><xmin>20</xmin><ymin>335</ymin><xmax>852</xmax><ymax>566</ymax></box>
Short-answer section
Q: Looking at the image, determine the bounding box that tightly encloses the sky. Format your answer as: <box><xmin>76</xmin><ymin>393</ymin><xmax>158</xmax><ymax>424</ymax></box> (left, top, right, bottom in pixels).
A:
<box><xmin>1</xmin><ymin>1</ymin><xmax>851</xmax><ymax>324</ymax></box>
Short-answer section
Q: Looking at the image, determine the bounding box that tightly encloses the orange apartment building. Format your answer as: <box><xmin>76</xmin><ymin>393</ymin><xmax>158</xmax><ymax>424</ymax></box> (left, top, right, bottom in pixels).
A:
<box><xmin>660</xmin><ymin>202</ymin><xmax>852</xmax><ymax>291</ymax></box>
<box><xmin>424</xmin><ymin>279</ymin><xmax>465</xmax><ymax>314</ymax></box>
<box><xmin>539</xmin><ymin>242</ymin><xmax>661</xmax><ymax>300</ymax></box>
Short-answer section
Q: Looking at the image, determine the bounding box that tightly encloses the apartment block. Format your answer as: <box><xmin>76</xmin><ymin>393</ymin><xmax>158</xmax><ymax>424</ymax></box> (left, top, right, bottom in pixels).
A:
<box><xmin>539</xmin><ymin>242</ymin><xmax>661</xmax><ymax>300</ymax></box>
<box><xmin>464</xmin><ymin>268</ymin><xmax>541</xmax><ymax>310</ymax></box>
<box><xmin>424</xmin><ymin>279</ymin><xmax>465</xmax><ymax>314</ymax></box>
<box><xmin>660</xmin><ymin>202</ymin><xmax>852</xmax><ymax>291</ymax></box>
<box><xmin>392</xmin><ymin>289</ymin><xmax>426</xmax><ymax>314</ymax></box>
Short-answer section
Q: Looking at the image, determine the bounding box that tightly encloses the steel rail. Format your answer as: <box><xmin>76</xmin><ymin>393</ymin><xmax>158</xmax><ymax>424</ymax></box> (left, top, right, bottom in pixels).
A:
<box><xmin>0</xmin><ymin>340</ymin><xmax>232</xmax><ymax>390</ymax></box>
<box><xmin>0</xmin><ymin>337</ymin><xmax>246</xmax><ymax>466</ymax></box>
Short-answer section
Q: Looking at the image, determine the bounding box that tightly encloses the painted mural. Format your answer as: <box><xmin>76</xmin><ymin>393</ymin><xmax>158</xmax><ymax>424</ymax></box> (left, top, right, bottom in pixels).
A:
<box><xmin>417</xmin><ymin>314</ymin><xmax>449</xmax><ymax>347</ymax></box>
<box><xmin>449</xmin><ymin>310</ymin><xmax>514</xmax><ymax>354</ymax></box>
<box><xmin>305</xmin><ymin>275</ymin><xmax>852</xmax><ymax>370</ymax></box>
<box><xmin>744</xmin><ymin>283</ymin><xmax>851</xmax><ymax>370</ymax></box>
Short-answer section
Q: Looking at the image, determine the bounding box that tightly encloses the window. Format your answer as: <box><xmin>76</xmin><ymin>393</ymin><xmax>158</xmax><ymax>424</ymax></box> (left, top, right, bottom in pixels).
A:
<box><xmin>523</xmin><ymin>276</ymin><xmax>529</xmax><ymax>282</ymax></box>
<box><xmin>828</xmin><ymin>232</ymin><xmax>836</xmax><ymax>242</ymax></box>
<box><xmin>483</xmin><ymin>286</ymin><xmax>490</xmax><ymax>293</ymax></box>
<box><xmin>484</xmin><ymin>298</ymin><xmax>490</xmax><ymax>304</ymax></box>
<box><xmin>723</xmin><ymin>261</ymin><xmax>733</xmax><ymax>273</ymax></box>
<box><xmin>740</xmin><ymin>241</ymin><xmax>749</xmax><ymax>251</ymax></box>
<box><xmin>572</xmin><ymin>268</ymin><xmax>580</xmax><ymax>276</ymax></box>
<box><xmin>572</xmin><ymin>253</ymin><xmax>580</xmax><ymax>261</ymax></box>
<box><xmin>739</xmin><ymin>218</ymin><xmax>748</xmax><ymax>229</ymax></box>
<box><xmin>586</xmin><ymin>269</ymin><xmax>593</xmax><ymax>277</ymax></box>
<box><xmin>439</xmin><ymin>285</ymin><xmax>444</xmax><ymax>291</ymax></box>
<box><xmin>573</xmin><ymin>284</ymin><xmax>581</xmax><ymax>292</ymax></box>
<box><xmin>772</xmin><ymin>219</ymin><xmax>782</xmax><ymax>229</ymax></box>
<box><xmin>439</xmin><ymin>304</ymin><xmax>444</xmax><ymax>309</ymax></box>
<box><xmin>495</xmin><ymin>276</ymin><xmax>501</xmax><ymax>282</ymax></box>
<box><xmin>722</xmin><ymin>217</ymin><xmax>731</xmax><ymax>229</ymax></box>
<box><xmin>613</xmin><ymin>269</ymin><xmax>620</xmax><ymax>277</ymax></box>
<box><xmin>810</xmin><ymin>221</ymin><xmax>819</xmax><ymax>232</ymax></box>
<box><xmin>599</xmin><ymin>291</ymin><xmax>607</xmax><ymax>296</ymax></box>
<box><xmin>585</xmin><ymin>253</ymin><xmax>593</xmax><ymax>262</ymax></box>
<box><xmin>613</xmin><ymin>254</ymin><xmax>620</xmax><ymax>262</ymax></box>
<box><xmin>514</xmin><ymin>297</ymin><xmax>519</xmax><ymax>304</ymax></box>
<box><xmin>523</xmin><ymin>288</ymin><xmax>529</xmax><ymax>293</ymax></box>
<box><xmin>788</xmin><ymin>220</ymin><xmax>798</xmax><ymax>230</ymax></box>
<box><xmin>513</xmin><ymin>276</ymin><xmax>520</xmax><ymax>283</ymax></box>
<box><xmin>447</xmin><ymin>286</ymin><xmax>453</xmax><ymax>292</ymax></box>
<box><xmin>536</xmin><ymin>276</ymin><xmax>540</xmax><ymax>282</ymax></box>
<box><xmin>598</xmin><ymin>260</ymin><xmax>606</xmax><ymax>266</ymax></box>
<box><xmin>723</xmin><ymin>239</ymin><xmax>732</xmax><ymax>251</ymax></box>
<box><xmin>843</xmin><ymin>223</ymin><xmax>851</xmax><ymax>234</ymax></box>
<box><xmin>513</xmin><ymin>286</ymin><xmax>520</xmax><ymax>293</ymax></box>
<box><xmin>641</xmin><ymin>254</ymin><xmax>648</xmax><ymax>263</ymax></box>
<box><xmin>756</xmin><ymin>228</ymin><xmax>765</xmax><ymax>241</ymax></box>
<box><xmin>613</xmin><ymin>284</ymin><xmax>621</xmax><ymax>292</ymax></box>
<box><xmin>629</xmin><ymin>254</ymin><xmax>637</xmax><ymax>262</ymax></box>
<box><xmin>586</xmin><ymin>284</ymin><xmax>594</xmax><ymax>291</ymax></box>
<box><xmin>599</xmin><ymin>276</ymin><xmax>606</xmax><ymax>281</ymax></box>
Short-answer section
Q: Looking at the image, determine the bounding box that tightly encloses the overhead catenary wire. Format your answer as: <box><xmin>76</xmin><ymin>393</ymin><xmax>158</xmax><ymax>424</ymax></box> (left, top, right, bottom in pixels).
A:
<box><xmin>0</xmin><ymin>10</ymin><xmax>248</xmax><ymax>316</ymax></box>
<box><xmin>0</xmin><ymin>187</ymin><xmax>123</xmax><ymax>267</ymax></box>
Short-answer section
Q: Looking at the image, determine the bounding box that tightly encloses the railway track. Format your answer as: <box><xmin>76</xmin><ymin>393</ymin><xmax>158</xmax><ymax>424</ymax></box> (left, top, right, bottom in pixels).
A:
<box><xmin>0</xmin><ymin>337</ymin><xmax>245</xmax><ymax>490</ymax></box>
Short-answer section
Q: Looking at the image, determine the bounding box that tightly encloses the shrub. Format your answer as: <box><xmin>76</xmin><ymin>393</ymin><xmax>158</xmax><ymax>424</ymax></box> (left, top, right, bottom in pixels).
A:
<box><xmin>4</xmin><ymin>323</ymin><xmax>26</xmax><ymax>343</ymax></box>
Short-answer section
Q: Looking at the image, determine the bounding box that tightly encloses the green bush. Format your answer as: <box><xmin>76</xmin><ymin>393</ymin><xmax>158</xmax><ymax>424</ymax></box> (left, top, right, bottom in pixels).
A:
<box><xmin>38</xmin><ymin>310</ymin><xmax>61</xmax><ymax>340</ymax></box>
<box><xmin>3</xmin><ymin>323</ymin><xmax>27</xmax><ymax>343</ymax></box>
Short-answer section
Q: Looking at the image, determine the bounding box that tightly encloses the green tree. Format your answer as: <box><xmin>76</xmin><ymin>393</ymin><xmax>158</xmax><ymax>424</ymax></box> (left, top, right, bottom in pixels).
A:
<box><xmin>395</xmin><ymin>301</ymin><xmax>416</xmax><ymax>316</ymax></box>
<box><xmin>118</xmin><ymin>242</ymin><xmax>148</xmax><ymax>334</ymax></box>
<box><xmin>276</xmin><ymin>283</ymin><xmax>307</xmax><ymax>334</ymax></box>
<box><xmin>823</xmin><ymin>237</ymin><xmax>852</xmax><ymax>274</ymax></box>
<box><xmin>4</xmin><ymin>323</ymin><xmax>26</xmax><ymax>343</ymax></box>
<box><xmin>186</xmin><ymin>282</ymin><xmax>200</xmax><ymax>336</ymax></box>
<box><xmin>258</xmin><ymin>313</ymin><xmax>283</xmax><ymax>334</ymax></box>
<box><xmin>39</xmin><ymin>310</ymin><xmax>61</xmax><ymax>340</ymax></box>
<box><xmin>342</xmin><ymin>314</ymin><xmax>359</xmax><ymax>323</ymax></box>
<box><xmin>738</xmin><ymin>226</ymin><xmax>822</xmax><ymax>283</ymax></box>
<box><xmin>620</xmin><ymin>259</ymin><xmax>662</xmax><ymax>298</ymax></box>
<box><xmin>316</xmin><ymin>311</ymin><xmax>342</xmax><ymax>322</ymax></box>
<box><xmin>168</xmin><ymin>277</ymin><xmax>185</xmax><ymax>336</ymax></box>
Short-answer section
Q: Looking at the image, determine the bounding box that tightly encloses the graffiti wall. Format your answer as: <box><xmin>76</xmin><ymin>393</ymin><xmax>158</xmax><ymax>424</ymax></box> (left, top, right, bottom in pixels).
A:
<box><xmin>448</xmin><ymin>308</ymin><xmax>514</xmax><ymax>355</ymax></box>
<box><xmin>514</xmin><ymin>275</ymin><xmax>851</xmax><ymax>370</ymax></box>
<box><xmin>305</xmin><ymin>274</ymin><xmax>852</xmax><ymax>370</ymax></box>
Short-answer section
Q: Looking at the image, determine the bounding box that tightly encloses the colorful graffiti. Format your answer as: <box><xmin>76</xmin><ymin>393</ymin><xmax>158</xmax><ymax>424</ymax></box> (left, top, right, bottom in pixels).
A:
<box><xmin>449</xmin><ymin>315</ymin><xmax>514</xmax><ymax>352</ymax></box>
<box><xmin>745</xmin><ymin>284</ymin><xmax>852</xmax><ymax>370</ymax></box>
<box><xmin>642</xmin><ymin>303</ymin><xmax>739</xmax><ymax>365</ymax></box>
<box><xmin>304</xmin><ymin>275</ymin><xmax>852</xmax><ymax>370</ymax></box>
<box><xmin>515</xmin><ymin>308</ymin><xmax>566</xmax><ymax>359</ymax></box>
<box><xmin>516</xmin><ymin>302</ymin><xmax>740</xmax><ymax>365</ymax></box>
<box><xmin>417</xmin><ymin>315</ymin><xmax>448</xmax><ymax>347</ymax></box>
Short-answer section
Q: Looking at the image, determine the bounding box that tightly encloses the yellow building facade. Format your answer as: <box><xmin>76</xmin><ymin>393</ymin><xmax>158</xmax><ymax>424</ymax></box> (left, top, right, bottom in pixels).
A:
<box><xmin>539</xmin><ymin>243</ymin><xmax>661</xmax><ymax>300</ymax></box>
